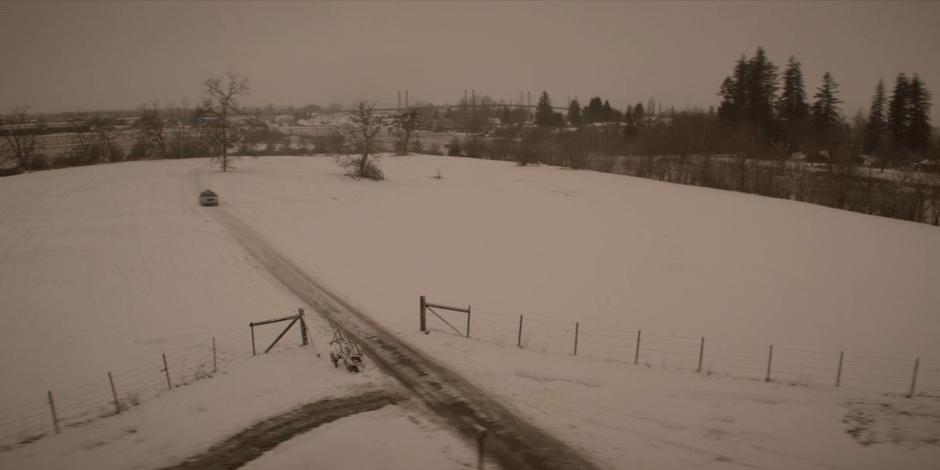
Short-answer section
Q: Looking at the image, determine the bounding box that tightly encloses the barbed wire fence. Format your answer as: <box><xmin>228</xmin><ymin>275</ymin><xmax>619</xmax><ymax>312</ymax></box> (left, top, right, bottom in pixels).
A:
<box><xmin>422</xmin><ymin>298</ymin><xmax>939</xmax><ymax>399</ymax></box>
<box><xmin>0</xmin><ymin>321</ymin><xmax>286</xmax><ymax>451</ymax></box>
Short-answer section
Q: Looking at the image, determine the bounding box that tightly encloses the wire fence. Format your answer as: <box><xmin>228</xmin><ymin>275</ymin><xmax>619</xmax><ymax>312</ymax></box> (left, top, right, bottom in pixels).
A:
<box><xmin>426</xmin><ymin>303</ymin><xmax>939</xmax><ymax>398</ymax></box>
<box><xmin>4</xmin><ymin>302</ymin><xmax>936</xmax><ymax>452</ymax></box>
<box><xmin>0</xmin><ymin>322</ymin><xmax>281</xmax><ymax>451</ymax></box>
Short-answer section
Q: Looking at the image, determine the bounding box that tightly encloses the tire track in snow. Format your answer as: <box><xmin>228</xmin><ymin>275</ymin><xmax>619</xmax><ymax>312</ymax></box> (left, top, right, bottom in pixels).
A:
<box><xmin>159</xmin><ymin>390</ymin><xmax>403</xmax><ymax>470</ymax></box>
<box><xmin>193</xmin><ymin>167</ymin><xmax>602</xmax><ymax>470</ymax></box>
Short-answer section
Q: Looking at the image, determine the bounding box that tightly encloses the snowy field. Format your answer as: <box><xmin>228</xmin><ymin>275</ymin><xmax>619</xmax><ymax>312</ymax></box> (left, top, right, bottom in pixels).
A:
<box><xmin>1</xmin><ymin>155</ymin><xmax>939</xmax><ymax>468</ymax></box>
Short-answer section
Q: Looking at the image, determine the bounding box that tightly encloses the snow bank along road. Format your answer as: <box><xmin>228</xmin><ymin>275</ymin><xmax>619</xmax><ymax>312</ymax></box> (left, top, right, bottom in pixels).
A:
<box><xmin>192</xmin><ymin>169</ymin><xmax>601</xmax><ymax>470</ymax></box>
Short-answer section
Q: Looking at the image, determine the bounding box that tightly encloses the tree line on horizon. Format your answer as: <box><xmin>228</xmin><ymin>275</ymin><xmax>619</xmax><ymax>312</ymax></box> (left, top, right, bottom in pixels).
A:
<box><xmin>1</xmin><ymin>47</ymin><xmax>937</xmax><ymax>175</ymax></box>
<box><xmin>512</xmin><ymin>47</ymin><xmax>934</xmax><ymax>169</ymax></box>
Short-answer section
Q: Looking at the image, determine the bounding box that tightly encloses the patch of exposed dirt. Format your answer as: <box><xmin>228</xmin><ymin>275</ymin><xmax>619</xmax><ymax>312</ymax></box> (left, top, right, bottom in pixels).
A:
<box><xmin>843</xmin><ymin>395</ymin><xmax>940</xmax><ymax>448</ymax></box>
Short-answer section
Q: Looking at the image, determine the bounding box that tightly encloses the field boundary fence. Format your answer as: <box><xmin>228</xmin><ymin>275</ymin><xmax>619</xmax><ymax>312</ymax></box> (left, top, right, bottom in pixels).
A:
<box><xmin>419</xmin><ymin>296</ymin><xmax>939</xmax><ymax>399</ymax></box>
<box><xmin>0</xmin><ymin>310</ymin><xmax>312</xmax><ymax>452</ymax></box>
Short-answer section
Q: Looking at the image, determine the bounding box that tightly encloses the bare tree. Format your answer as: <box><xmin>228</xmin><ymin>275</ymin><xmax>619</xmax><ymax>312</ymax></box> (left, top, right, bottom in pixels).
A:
<box><xmin>132</xmin><ymin>103</ymin><xmax>171</xmax><ymax>158</ymax></box>
<box><xmin>201</xmin><ymin>73</ymin><xmax>249</xmax><ymax>171</ymax></box>
<box><xmin>338</xmin><ymin>102</ymin><xmax>385</xmax><ymax>180</ymax></box>
<box><xmin>1</xmin><ymin>106</ymin><xmax>43</xmax><ymax>171</ymax></box>
<box><xmin>394</xmin><ymin>109</ymin><xmax>419</xmax><ymax>155</ymax></box>
<box><xmin>67</xmin><ymin>114</ymin><xmax>123</xmax><ymax>165</ymax></box>
<box><xmin>167</xmin><ymin>100</ymin><xmax>193</xmax><ymax>158</ymax></box>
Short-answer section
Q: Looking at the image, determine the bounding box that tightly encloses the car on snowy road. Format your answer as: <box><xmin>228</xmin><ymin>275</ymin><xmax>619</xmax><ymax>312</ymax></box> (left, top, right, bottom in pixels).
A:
<box><xmin>199</xmin><ymin>189</ymin><xmax>219</xmax><ymax>206</ymax></box>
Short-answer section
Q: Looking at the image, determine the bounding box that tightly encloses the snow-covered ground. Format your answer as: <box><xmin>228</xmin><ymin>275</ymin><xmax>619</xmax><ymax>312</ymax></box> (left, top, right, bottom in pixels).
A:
<box><xmin>1</xmin><ymin>155</ymin><xmax>939</xmax><ymax>468</ymax></box>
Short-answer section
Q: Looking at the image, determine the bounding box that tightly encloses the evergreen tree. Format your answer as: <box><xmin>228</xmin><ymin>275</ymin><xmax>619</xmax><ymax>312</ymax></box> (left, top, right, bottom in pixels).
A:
<box><xmin>730</xmin><ymin>55</ymin><xmax>749</xmax><ymax>122</ymax></box>
<box><xmin>601</xmin><ymin>100</ymin><xmax>622</xmax><ymax>122</ymax></box>
<box><xmin>777</xmin><ymin>56</ymin><xmax>808</xmax><ymax>121</ymax></box>
<box><xmin>602</xmin><ymin>100</ymin><xmax>614</xmax><ymax>122</ymax></box>
<box><xmin>717</xmin><ymin>76</ymin><xmax>736</xmax><ymax>121</ymax></box>
<box><xmin>745</xmin><ymin>47</ymin><xmax>778</xmax><ymax>129</ymax></box>
<box><xmin>811</xmin><ymin>72</ymin><xmax>844</xmax><ymax>133</ymax></box>
<box><xmin>583</xmin><ymin>97</ymin><xmax>604</xmax><ymax>123</ymax></box>
<box><xmin>907</xmin><ymin>74</ymin><xmax>932</xmax><ymax>153</ymax></box>
<box><xmin>535</xmin><ymin>91</ymin><xmax>557</xmax><ymax>127</ymax></box>
<box><xmin>776</xmin><ymin>56</ymin><xmax>809</xmax><ymax>151</ymax></box>
<box><xmin>622</xmin><ymin>104</ymin><xmax>636</xmax><ymax>136</ymax></box>
<box><xmin>887</xmin><ymin>73</ymin><xmax>910</xmax><ymax>146</ymax></box>
<box><xmin>864</xmin><ymin>79</ymin><xmax>887</xmax><ymax>154</ymax></box>
<box><xmin>567</xmin><ymin>99</ymin><xmax>583</xmax><ymax>126</ymax></box>
<box><xmin>633</xmin><ymin>102</ymin><xmax>645</xmax><ymax>120</ymax></box>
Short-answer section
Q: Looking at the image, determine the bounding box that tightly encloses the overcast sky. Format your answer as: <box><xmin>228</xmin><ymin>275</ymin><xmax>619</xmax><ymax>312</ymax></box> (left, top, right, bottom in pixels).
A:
<box><xmin>1</xmin><ymin>1</ymin><xmax>938</xmax><ymax>119</ymax></box>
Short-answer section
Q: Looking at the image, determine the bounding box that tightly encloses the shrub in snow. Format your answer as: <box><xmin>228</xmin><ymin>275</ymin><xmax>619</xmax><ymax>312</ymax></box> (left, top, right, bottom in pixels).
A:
<box><xmin>334</xmin><ymin>154</ymin><xmax>384</xmax><ymax>181</ymax></box>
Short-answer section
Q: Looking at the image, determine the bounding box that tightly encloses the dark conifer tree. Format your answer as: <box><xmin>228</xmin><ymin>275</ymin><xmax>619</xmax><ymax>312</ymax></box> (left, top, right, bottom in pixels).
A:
<box><xmin>776</xmin><ymin>56</ymin><xmax>809</xmax><ymax>151</ymax></box>
<box><xmin>811</xmin><ymin>72</ymin><xmax>844</xmax><ymax>133</ymax></box>
<box><xmin>633</xmin><ymin>102</ymin><xmax>645</xmax><ymax>120</ymax></box>
<box><xmin>777</xmin><ymin>56</ymin><xmax>809</xmax><ymax>121</ymax></box>
<box><xmin>745</xmin><ymin>47</ymin><xmax>778</xmax><ymax>131</ymax></box>
<box><xmin>622</xmin><ymin>104</ymin><xmax>636</xmax><ymax>136</ymax></box>
<box><xmin>602</xmin><ymin>100</ymin><xmax>614</xmax><ymax>122</ymax></box>
<box><xmin>717</xmin><ymin>76</ymin><xmax>736</xmax><ymax>121</ymax></box>
<box><xmin>535</xmin><ymin>91</ymin><xmax>556</xmax><ymax>127</ymax></box>
<box><xmin>863</xmin><ymin>79</ymin><xmax>887</xmax><ymax>154</ymax></box>
<box><xmin>887</xmin><ymin>73</ymin><xmax>910</xmax><ymax>147</ymax></box>
<box><xmin>907</xmin><ymin>74</ymin><xmax>932</xmax><ymax>153</ymax></box>
<box><xmin>731</xmin><ymin>56</ymin><xmax>749</xmax><ymax>121</ymax></box>
<box><xmin>584</xmin><ymin>97</ymin><xmax>604</xmax><ymax>123</ymax></box>
<box><xmin>567</xmin><ymin>99</ymin><xmax>583</xmax><ymax>126</ymax></box>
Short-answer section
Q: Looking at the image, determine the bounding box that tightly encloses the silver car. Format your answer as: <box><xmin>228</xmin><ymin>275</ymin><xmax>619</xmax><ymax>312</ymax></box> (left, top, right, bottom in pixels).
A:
<box><xmin>199</xmin><ymin>189</ymin><xmax>219</xmax><ymax>206</ymax></box>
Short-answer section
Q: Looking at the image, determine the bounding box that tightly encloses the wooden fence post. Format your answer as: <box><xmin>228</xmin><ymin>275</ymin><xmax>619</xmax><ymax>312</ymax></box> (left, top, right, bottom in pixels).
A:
<box><xmin>419</xmin><ymin>296</ymin><xmax>427</xmax><ymax>332</ymax></box>
<box><xmin>908</xmin><ymin>357</ymin><xmax>920</xmax><ymax>398</ymax></box>
<box><xmin>47</xmin><ymin>391</ymin><xmax>60</xmax><ymax>434</ymax></box>
<box><xmin>475</xmin><ymin>425</ymin><xmax>487</xmax><ymax>470</ymax></box>
<box><xmin>299</xmin><ymin>308</ymin><xmax>309</xmax><ymax>346</ymax></box>
<box><xmin>162</xmin><ymin>353</ymin><xmax>172</xmax><ymax>390</ymax></box>
<box><xmin>697</xmin><ymin>337</ymin><xmax>705</xmax><ymax>373</ymax></box>
<box><xmin>573</xmin><ymin>322</ymin><xmax>580</xmax><ymax>356</ymax></box>
<box><xmin>108</xmin><ymin>372</ymin><xmax>120</xmax><ymax>414</ymax></box>
<box><xmin>250</xmin><ymin>324</ymin><xmax>256</xmax><ymax>356</ymax></box>
<box><xmin>634</xmin><ymin>330</ymin><xmax>641</xmax><ymax>365</ymax></box>
<box><xmin>765</xmin><ymin>345</ymin><xmax>773</xmax><ymax>382</ymax></box>
<box><xmin>212</xmin><ymin>337</ymin><xmax>217</xmax><ymax>373</ymax></box>
<box><xmin>836</xmin><ymin>351</ymin><xmax>843</xmax><ymax>387</ymax></box>
<box><xmin>466</xmin><ymin>307</ymin><xmax>471</xmax><ymax>338</ymax></box>
<box><xmin>517</xmin><ymin>315</ymin><xmax>523</xmax><ymax>348</ymax></box>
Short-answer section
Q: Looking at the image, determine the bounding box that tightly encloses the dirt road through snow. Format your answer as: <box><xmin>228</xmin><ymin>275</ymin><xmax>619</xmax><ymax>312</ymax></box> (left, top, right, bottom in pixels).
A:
<box><xmin>192</xmin><ymin>167</ymin><xmax>601</xmax><ymax>470</ymax></box>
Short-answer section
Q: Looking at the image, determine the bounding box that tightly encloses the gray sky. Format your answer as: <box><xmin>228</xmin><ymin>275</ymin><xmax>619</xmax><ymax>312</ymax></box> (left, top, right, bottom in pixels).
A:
<box><xmin>1</xmin><ymin>1</ymin><xmax>938</xmax><ymax>119</ymax></box>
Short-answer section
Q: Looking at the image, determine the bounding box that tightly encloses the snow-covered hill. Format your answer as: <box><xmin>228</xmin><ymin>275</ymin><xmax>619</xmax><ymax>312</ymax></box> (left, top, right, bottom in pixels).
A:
<box><xmin>1</xmin><ymin>155</ymin><xmax>938</xmax><ymax>469</ymax></box>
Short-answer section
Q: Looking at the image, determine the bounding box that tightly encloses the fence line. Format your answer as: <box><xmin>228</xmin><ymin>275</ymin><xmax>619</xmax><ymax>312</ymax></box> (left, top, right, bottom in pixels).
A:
<box><xmin>0</xmin><ymin>320</ymin><xmax>301</xmax><ymax>451</ymax></box>
<box><xmin>422</xmin><ymin>300</ymin><xmax>939</xmax><ymax>398</ymax></box>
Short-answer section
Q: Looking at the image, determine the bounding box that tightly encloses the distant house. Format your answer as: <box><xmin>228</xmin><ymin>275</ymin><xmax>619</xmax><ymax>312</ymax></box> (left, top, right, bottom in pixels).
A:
<box><xmin>638</xmin><ymin>115</ymin><xmax>672</xmax><ymax>127</ymax></box>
